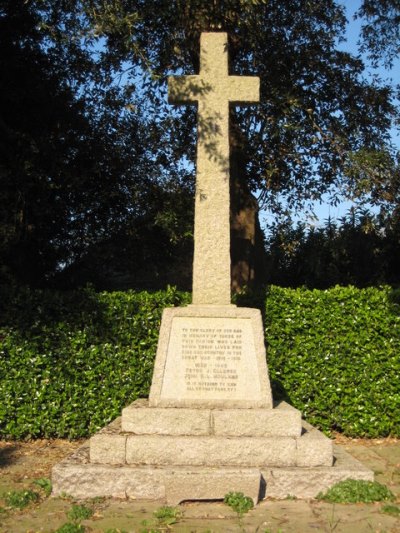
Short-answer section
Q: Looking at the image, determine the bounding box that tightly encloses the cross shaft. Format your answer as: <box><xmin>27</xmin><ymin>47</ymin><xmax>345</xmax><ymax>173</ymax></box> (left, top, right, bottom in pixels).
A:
<box><xmin>168</xmin><ymin>33</ymin><xmax>259</xmax><ymax>305</ymax></box>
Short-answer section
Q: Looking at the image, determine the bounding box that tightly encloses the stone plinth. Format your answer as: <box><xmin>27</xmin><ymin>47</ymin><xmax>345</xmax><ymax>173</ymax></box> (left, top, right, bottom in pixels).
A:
<box><xmin>149</xmin><ymin>305</ymin><xmax>273</xmax><ymax>409</ymax></box>
<box><xmin>52</xmin><ymin>403</ymin><xmax>373</xmax><ymax>503</ymax></box>
<box><xmin>90</xmin><ymin>403</ymin><xmax>331</xmax><ymax>469</ymax></box>
<box><xmin>122</xmin><ymin>399</ymin><xmax>301</xmax><ymax>437</ymax></box>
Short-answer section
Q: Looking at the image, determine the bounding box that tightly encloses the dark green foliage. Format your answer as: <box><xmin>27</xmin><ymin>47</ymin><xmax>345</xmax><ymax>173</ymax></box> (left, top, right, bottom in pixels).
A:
<box><xmin>0</xmin><ymin>286</ymin><xmax>189</xmax><ymax>439</ymax></box>
<box><xmin>2</xmin><ymin>1</ymin><xmax>400</xmax><ymax>293</ymax></box>
<box><xmin>1</xmin><ymin>285</ymin><xmax>399</xmax><ymax>439</ymax></box>
<box><xmin>317</xmin><ymin>479</ymin><xmax>395</xmax><ymax>503</ymax></box>
<box><xmin>266</xmin><ymin>285</ymin><xmax>400</xmax><ymax>437</ymax></box>
<box><xmin>0</xmin><ymin>0</ymin><xmax>194</xmax><ymax>291</ymax></box>
<box><xmin>265</xmin><ymin>209</ymin><xmax>400</xmax><ymax>288</ymax></box>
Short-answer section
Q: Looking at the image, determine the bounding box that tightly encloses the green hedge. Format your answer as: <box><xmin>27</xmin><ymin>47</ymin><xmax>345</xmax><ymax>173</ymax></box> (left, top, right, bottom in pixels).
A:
<box><xmin>265</xmin><ymin>286</ymin><xmax>400</xmax><ymax>437</ymax></box>
<box><xmin>0</xmin><ymin>285</ymin><xmax>399</xmax><ymax>439</ymax></box>
<box><xmin>0</xmin><ymin>286</ymin><xmax>190</xmax><ymax>439</ymax></box>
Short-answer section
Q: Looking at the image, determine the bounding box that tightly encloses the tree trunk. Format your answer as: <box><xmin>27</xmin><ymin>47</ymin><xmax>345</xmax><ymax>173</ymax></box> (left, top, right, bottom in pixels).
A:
<box><xmin>230</xmin><ymin>120</ymin><xmax>267</xmax><ymax>293</ymax></box>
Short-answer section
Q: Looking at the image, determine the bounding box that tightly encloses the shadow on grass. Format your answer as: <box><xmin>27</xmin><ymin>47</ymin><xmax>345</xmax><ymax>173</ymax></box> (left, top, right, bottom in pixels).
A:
<box><xmin>0</xmin><ymin>445</ymin><xmax>19</xmax><ymax>467</ymax></box>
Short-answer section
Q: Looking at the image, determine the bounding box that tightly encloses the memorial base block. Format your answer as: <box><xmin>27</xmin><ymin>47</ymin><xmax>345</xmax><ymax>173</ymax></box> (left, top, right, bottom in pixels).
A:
<box><xmin>52</xmin><ymin>401</ymin><xmax>374</xmax><ymax>503</ymax></box>
<box><xmin>52</xmin><ymin>304</ymin><xmax>373</xmax><ymax>502</ymax></box>
<box><xmin>149</xmin><ymin>306</ymin><xmax>273</xmax><ymax>409</ymax></box>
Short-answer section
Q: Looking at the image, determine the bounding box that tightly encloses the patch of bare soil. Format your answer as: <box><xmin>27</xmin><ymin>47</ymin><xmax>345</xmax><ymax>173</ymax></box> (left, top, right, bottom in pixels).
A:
<box><xmin>0</xmin><ymin>439</ymin><xmax>83</xmax><ymax>478</ymax></box>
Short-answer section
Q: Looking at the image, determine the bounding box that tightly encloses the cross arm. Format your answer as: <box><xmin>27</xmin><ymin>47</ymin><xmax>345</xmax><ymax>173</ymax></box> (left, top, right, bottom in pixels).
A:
<box><xmin>228</xmin><ymin>76</ymin><xmax>260</xmax><ymax>105</ymax></box>
<box><xmin>168</xmin><ymin>75</ymin><xmax>212</xmax><ymax>104</ymax></box>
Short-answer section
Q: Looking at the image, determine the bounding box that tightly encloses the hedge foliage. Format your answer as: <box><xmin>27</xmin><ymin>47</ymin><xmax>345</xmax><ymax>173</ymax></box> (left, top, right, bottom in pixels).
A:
<box><xmin>0</xmin><ymin>286</ymin><xmax>189</xmax><ymax>439</ymax></box>
<box><xmin>0</xmin><ymin>285</ymin><xmax>399</xmax><ymax>439</ymax></box>
<box><xmin>265</xmin><ymin>286</ymin><xmax>400</xmax><ymax>437</ymax></box>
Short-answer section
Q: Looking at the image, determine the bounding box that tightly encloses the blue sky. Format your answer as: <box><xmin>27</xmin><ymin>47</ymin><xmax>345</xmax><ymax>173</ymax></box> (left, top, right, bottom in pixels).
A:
<box><xmin>265</xmin><ymin>0</ymin><xmax>400</xmax><ymax>228</ymax></box>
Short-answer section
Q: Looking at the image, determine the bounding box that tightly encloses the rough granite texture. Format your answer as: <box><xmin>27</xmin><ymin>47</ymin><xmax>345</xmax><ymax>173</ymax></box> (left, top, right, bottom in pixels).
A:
<box><xmin>164</xmin><ymin>468</ymin><xmax>261</xmax><ymax>505</ymax></box>
<box><xmin>122</xmin><ymin>399</ymin><xmax>301</xmax><ymax>437</ymax></box>
<box><xmin>168</xmin><ymin>32</ymin><xmax>259</xmax><ymax>305</ymax></box>
<box><xmin>125</xmin><ymin>434</ymin><xmax>297</xmax><ymax>467</ymax></box>
<box><xmin>90</xmin><ymin>413</ymin><xmax>332</xmax><ymax>468</ymax></box>
<box><xmin>52</xmin><ymin>442</ymin><xmax>373</xmax><ymax>502</ymax></box>
<box><xmin>296</xmin><ymin>420</ymin><xmax>333</xmax><ymax>467</ymax></box>
<box><xmin>212</xmin><ymin>401</ymin><xmax>302</xmax><ymax>437</ymax></box>
<box><xmin>122</xmin><ymin>401</ymin><xmax>211</xmax><ymax>435</ymax></box>
<box><xmin>149</xmin><ymin>305</ymin><xmax>273</xmax><ymax>409</ymax></box>
<box><xmin>260</xmin><ymin>445</ymin><xmax>374</xmax><ymax>499</ymax></box>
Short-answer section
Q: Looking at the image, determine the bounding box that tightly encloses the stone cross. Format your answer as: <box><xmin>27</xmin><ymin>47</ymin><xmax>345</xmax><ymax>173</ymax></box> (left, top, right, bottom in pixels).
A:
<box><xmin>168</xmin><ymin>32</ymin><xmax>259</xmax><ymax>305</ymax></box>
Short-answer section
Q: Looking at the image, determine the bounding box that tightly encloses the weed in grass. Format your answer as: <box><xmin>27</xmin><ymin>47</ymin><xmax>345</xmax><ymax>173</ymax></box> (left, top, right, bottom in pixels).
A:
<box><xmin>224</xmin><ymin>491</ymin><xmax>254</xmax><ymax>516</ymax></box>
<box><xmin>90</xmin><ymin>496</ymin><xmax>106</xmax><ymax>504</ymax></box>
<box><xmin>67</xmin><ymin>504</ymin><xmax>93</xmax><ymax>522</ymax></box>
<box><xmin>381</xmin><ymin>504</ymin><xmax>400</xmax><ymax>516</ymax></box>
<box><xmin>4</xmin><ymin>489</ymin><xmax>40</xmax><ymax>509</ymax></box>
<box><xmin>317</xmin><ymin>479</ymin><xmax>395</xmax><ymax>503</ymax></box>
<box><xmin>224</xmin><ymin>491</ymin><xmax>254</xmax><ymax>530</ymax></box>
<box><xmin>55</xmin><ymin>523</ymin><xmax>85</xmax><ymax>533</ymax></box>
<box><xmin>140</xmin><ymin>506</ymin><xmax>182</xmax><ymax>531</ymax></box>
<box><xmin>104</xmin><ymin>529</ymin><xmax>128</xmax><ymax>533</ymax></box>
<box><xmin>34</xmin><ymin>477</ymin><xmax>52</xmax><ymax>497</ymax></box>
<box><xmin>140</xmin><ymin>523</ymin><xmax>160</xmax><ymax>533</ymax></box>
<box><xmin>153</xmin><ymin>505</ymin><xmax>182</xmax><ymax>527</ymax></box>
<box><xmin>60</xmin><ymin>492</ymin><xmax>74</xmax><ymax>500</ymax></box>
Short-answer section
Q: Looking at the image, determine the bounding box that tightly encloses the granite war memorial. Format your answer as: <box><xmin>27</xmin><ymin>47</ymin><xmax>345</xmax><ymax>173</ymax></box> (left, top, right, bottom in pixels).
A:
<box><xmin>52</xmin><ymin>32</ymin><xmax>373</xmax><ymax>503</ymax></box>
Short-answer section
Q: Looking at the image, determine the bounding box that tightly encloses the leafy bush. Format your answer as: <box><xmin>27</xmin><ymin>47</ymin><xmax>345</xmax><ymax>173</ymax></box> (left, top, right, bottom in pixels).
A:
<box><xmin>317</xmin><ymin>479</ymin><xmax>395</xmax><ymax>503</ymax></box>
<box><xmin>0</xmin><ymin>285</ymin><xmax>399</xmax><ymax>439</ymax></box>
<box><xmin>0</xmin><ymin>285</ymin><xmax>189</xmax><ymax>439</ymax></box>
<box><xmin>265</xmin><ymin>285</ymin><xmax>400</xmax><ymax>437</ymax></box>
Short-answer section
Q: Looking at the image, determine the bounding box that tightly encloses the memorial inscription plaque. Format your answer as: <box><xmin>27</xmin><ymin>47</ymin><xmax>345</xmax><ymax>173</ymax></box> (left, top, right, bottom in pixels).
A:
<box><xmin>163</xmin><ymin>317</ymin><xmax>259</xmax><ymax>398</ymax></box>
<box><xmin>149</xmin><ymin>306</ymin><xmax>272</xmax><ymax>408</ymax></box>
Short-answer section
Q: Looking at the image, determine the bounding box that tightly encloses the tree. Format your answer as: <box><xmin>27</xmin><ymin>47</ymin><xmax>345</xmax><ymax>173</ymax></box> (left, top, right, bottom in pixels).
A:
<box><xmin>63</xmin><ymin>0</ymin><xmax>398</xmax><ymax>289</ymax></box>
<box><xmin>264</xmin><ymin>208</ymin><xmax>400</xmax><ymax>288</ymax></box>
<box><xmin>2</xmin><ymin>1</ymin><xmax>399</xmax><ymax>291</ymax></box>
<box><xmin>0</xmin><ymin>0</ymin><xmax>90</xmax><ymax>285</ymax></box>
<box><xmin>357</xmin><ymin>0</ymin><xmax>400</xmax><ymax>69</ymax></box>
<box><xmin>0</xmin><ymin>0</ymin><xmax>194</xmax><ymax>288</ymax></box>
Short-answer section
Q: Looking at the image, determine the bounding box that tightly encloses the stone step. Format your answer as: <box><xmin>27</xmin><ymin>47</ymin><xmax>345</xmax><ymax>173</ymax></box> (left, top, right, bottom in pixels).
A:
<box><xmin>89</xmin><ymin>416</ymin><xmax>333</xmax><ymax>468</ymax></box>
<box><xmin>52</xmin><ymin>442</ymin><xmax>374</xmax><ymax>504</ymax></box>
<box><xmin>121</xmin><ymin>399</ymin><xmax>302</xmax><ymax>437</ymax></box>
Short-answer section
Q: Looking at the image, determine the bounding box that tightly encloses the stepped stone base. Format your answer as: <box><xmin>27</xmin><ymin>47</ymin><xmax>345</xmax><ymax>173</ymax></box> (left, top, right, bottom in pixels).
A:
<box><xmin>122</xmin><ymin>398</ymin><xmax>301</xmax><ymax>437</ymax></box>
<box><xmin>90</xmin><ymin>410</ymin><xmax>332</xmax><ymax>468</ymax></box>
<box><xmin>51</xmin><ymin>401</ymin><xmax>374</xmax><ymax>503</ymax></box>
<box><xmin>52</xmin><ymin>441</ymin><xmax>373</xmax><ymax>504</ymax></box>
